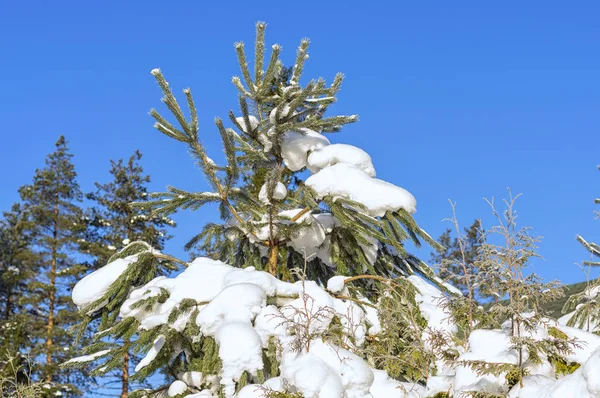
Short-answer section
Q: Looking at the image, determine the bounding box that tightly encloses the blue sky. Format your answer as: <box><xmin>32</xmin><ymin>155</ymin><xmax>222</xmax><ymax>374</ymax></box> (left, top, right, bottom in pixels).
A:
<box><xmin>1</xmin><ymin>1</ymin><xmax>599</xmax><ymax>285</ymax></box>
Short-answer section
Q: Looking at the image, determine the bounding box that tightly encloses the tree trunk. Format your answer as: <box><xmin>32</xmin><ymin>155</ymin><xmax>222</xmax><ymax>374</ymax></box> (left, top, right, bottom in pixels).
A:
<box><xmin>121</xmin><ymin>338</ymin><xmax>130</xmax><ymax>398</ymax></box>
<box><xmin>120</xmin><ymin>225</ymin><xmax>134</xmax><ymax>397</ymax></box>
<box><xmin>46</xmin><ymin>205</ymin><xmax>59</xmax><ymax>382</ymax></box>
<box><xmin>268</xmin><ymin>244</ymin><xmax>278</xmax><ymax>276</ymax></box>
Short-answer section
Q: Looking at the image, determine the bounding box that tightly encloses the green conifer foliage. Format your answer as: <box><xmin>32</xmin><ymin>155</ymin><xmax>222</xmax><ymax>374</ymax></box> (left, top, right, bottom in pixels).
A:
<box><xmin>18</xmin><ymin>136</ymin><xmax>88</xmax><ymax>395</ymax></box>
<box><xmin>0</xmin><ymin>204</ymin><xmax>38</xmax><ymax>381</ymax></box>
<box><xmin>562</xmin><ymin>165</ymin><xmax>600</xmax><ymax>333</ymax></box>
<box><xmin>137</xmin><ymin>22</ymin><xmax>441</xmax><ymax>284</ymax></box>
<box><xmin>67</xmin><ymin>24</ymin><xmax>443</xmax><ymax>397</ymax></box>
<box><xmin>461</xmin><ymin>190</ymin><xmax>575</xmax><ymax>388</ymax></box>
<box><xmin>80</xmin><ymin>151</ymin><xmax>174</xmax><ymax>397</ymax></box>
<box><xmin>576</xmin><ymin>166</ymin><xmax>600</xmax><ymax>268</ymax></box>
<box><xmin>431</xmin><ymin>218</ymin><xmax>483</xmax><ymax>297</ymax></box>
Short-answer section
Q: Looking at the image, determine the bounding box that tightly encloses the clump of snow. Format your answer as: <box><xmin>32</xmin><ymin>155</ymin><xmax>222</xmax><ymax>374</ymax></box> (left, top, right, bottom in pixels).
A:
<box><xmin>215</xmin><ymin>322</ymin><xmax>264</xmax><ymax>397</ymax></box>
<box><xmin>281</xmin><ymin>128</ymin><xmax>330</xmax><ymax>171</ymax></box>
<box><xmin>178</xmin><ymin>371</ymin><xmax>203</xmax><ymax>388</ymax></box>
<box><xmin>327</xmin><ymin>276</ymin><xmax>347</xmax><ymax>293</ymax></box>
<box><xmin>408</xmin><ymin>275</ymin><xmax>456</xmax><ymax>337</ymax></box>
<box><xmin>196</xmin><ymin>283</ymin><xmax>266</xmax><ymax>335</ymax></box>
<box><xmin>508</xmin><ymin>347</ymin><xmax>600</xmax><ymax>398</ymax></box>
<box><xmin>280</xmin><ymin>350</ymin><xmax>344</xmax><ymax>397</ymax></box>
<box><xmin>63</xmin><ymin>349</ymin><xmax>111</xmax><ymax>364</ymax></box>
<box><xmin>307</xmin><ymin>144</ymin><xmax>376</xmax><ymax>177</ymax></box>
<box><xmin>72</xmin><ymin>255</ymin><xmax>139</xmax><ymax>312</ymax></box>
<box><xmin>552</xmin><ymin>322</ymin><xmax>600</xmax><ymax>364</ymax></box>
<box><xmin>168</xmin><ymin>380</ymin><xmax>188</xmax><ymax>396</ymax></box>
<box><xmin>236</xmin><ymin>115</ymin><xmax>259</xmax><ymax>133</ymax></box>
<box><xmin>453</xmin><ymin>329</ymin><xmax>517</xmax><ymax>396</ymax></box>
<box><xmin>370</xmin><ymin>369</ymin><xmax>425</xmax><ymax>398</ymax></box>
<box><xmin>279</xmin><ymin>209</ymin><xmax>328</xmax><ymax>261</ymax></box>
<box><xmin>135</xmin><ymin>335</ymin><xmax>165</xmax><ymax>372</ymax></box>
<box><xmin>118</xmin><ymin>256</ymin><xmax>391</xmax><ymax>398</ymax></box>
<box><xmin>305</xmin><ymin>163</ymin><xmax>417</xmax><ymax>216</ymax></box>
<box><xmin>258</xmin><ymin>181</ymin><xmax>288</xmax><ymax>204</ymax></box>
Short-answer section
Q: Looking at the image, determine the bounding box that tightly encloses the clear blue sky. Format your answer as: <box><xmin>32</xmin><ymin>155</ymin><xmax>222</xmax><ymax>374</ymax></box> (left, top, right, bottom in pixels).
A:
<box><xmin>1</xmin><ymin>1</ymin><xmax>599</xmax><ymax>285</ymax></box>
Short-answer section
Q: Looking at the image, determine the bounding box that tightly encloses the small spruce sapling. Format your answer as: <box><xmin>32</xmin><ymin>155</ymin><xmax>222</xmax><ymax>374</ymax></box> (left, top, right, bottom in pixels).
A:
<box><xmin>461</xmin><ymin>190</ymin><xmax>575</xmax><ymax>389</ymax></box>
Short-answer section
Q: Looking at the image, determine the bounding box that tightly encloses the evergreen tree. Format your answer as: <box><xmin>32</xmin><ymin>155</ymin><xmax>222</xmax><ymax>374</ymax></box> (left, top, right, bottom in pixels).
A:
<box><xmin>430</xmin><ymin>214</ymin><xmax>483</xmax><ymax>297</ymax></box>
<box><xmin>66</xmin><ymin>23</ymin><xmax>444</xmax><ymax>397</ymax></box>
<box><xmin>0</xmin><ymin>204</ymin><xmax>37</xmax><ymax>382</ymax></box>
<box><xmin>18</xmin><ymin>136</ymin><xmax>88</xmax><ymax>395</ymax></box>
<box><xmin>461</xmin><ymin>190</ymin><xmax>573</xmax><ymax>389</ymax></box>
<box><xmin>562</xmin><ymin>165</ymin><xmax>600</xmax><ymax>333</ymax></box>
<box><xmin>81</xmin><ymin>151</ymin><xmax>173</xmax><ymax>397</ymax></box>
<box><xmin>576</xmin><ymin>165</ymin><xmax>600</xmax><ymax>267</ymax></box>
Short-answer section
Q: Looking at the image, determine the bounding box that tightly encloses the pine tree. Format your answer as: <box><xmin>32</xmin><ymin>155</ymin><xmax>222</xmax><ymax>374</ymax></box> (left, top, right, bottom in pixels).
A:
<box><xmin>18</xmin><ymin>136</ymin><xmax>89</xmax><ymax>395</ymax></box>
<box><xmin>562</xmin><ymin>165</ymin><xmax>600</xmax><ymax>333</ymax></box>
<box><xmin>66</xmin><ymin>23</ymin><xmax>444</xmax><ymax>397</ymax></box>
<box><xmin>430</xmin><ymin>214</ymin><xmax>483</xmax><ymax>297</ymax></box>
<box><xmin>0</xmin><ymin>204</ymin><xmax>37</xmax><ymax>381</ymax></box>
<box><xmin>81</xmin><ymin>151</ymin><xmax>173</xmax><ymax>397</ymax></box>
<box><xmin>139</xmin><ymin>23</ymin><xmax>441</xmax><ymax>284</ymax></box>
<box><xmin>431</xmin><ymin>203</ymin><xmax>491</xmax><ymax>337</ymax></box>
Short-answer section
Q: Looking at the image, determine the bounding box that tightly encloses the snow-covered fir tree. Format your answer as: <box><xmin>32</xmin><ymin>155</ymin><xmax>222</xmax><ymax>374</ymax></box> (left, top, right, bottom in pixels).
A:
<box><xmin>18</xmin><ymin>136</ymin><xmax>89</xmax><ymax>396</ymax></box>
<box><xmin>65</xmin><ymin>23</ymin><xmax>452</xmax><ymax>397</ymax></box>
<box><xmin>79</xmin><ymin>151</ymin><xmax>174</xmax><ymax>397</ymax></box>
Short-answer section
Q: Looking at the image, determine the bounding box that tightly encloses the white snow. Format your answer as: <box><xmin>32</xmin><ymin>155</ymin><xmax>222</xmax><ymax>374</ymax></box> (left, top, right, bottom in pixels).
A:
<box><xmin>305</xmin><ymin>163</ymin><xmax>417</xmax><ymax>217</ymax></box>
<box><xmin>72</xmin><ymin>255</ymin><xmax>139</xmax><ymax>312</ymax></box>
<box><xmin>215</xmin><ymin>321</ymin><xmax>264</xmax><ymax>397</ymax></box>
<box><xmin>370</xmin><ymin>369</ymin><xmax>425</xmax><ymax>398</ymax></box>
<box><xmin>258</xmin><ymin>181</ymin><xmax>288</xmax><ymax>204</ymax></box>
<box><xmin>408</xmin><ymin>275</ymin><xmax>456</xmax><ymax>336</ymax></box>
<box><xmin>135</xmin><ymin>335</ymin><xmax>165</xmax><ymax>372</ymax></box>
<box><xmin>326</xmin><ymin>276</ymin><xmax>347</xmax><ymax>293</ymax></box>
<box><xmin>236</xmin><ymin>115</ymin><xmax>259</xmax><ymax>133</ymax></box>
<box><xmin>508</xmin><ymin>347</ymin><xmax>600</xmax><ymax>398</ymax></box>
<box><xmin>64</xmin><ymin>349</ymin><xmax>111</xmax><ymax>364</ymax></box>
<box><xmin>6</xmin><ymin>266</ymin><xmax>19</xmax><ymax>274</ymax></box>
<box><xmin>307</xmin><ymin>144</ymin><xmax>376</xmax><ymax>177</ymax></box>
<box><xmin>281</xmin><ymin>128</ymin><xmax>330</xmax><ymax>171</ymax></box>
<box><xmin>195</xmin><ymin>283</ymin><xmax>266</xmax><ymax>335</ymax></box>
<box><xmin>117</xmin><ymin>256</ymin><xmax>389</xmax><ymax>397</ymax></box>
<box><xmin>168</xmin><ymin>380</ymin><xmax>188</xmax><ymax>396</ymax></box>
<box><xmin>178</xmin><ymin>371</ymin><xmax>203</xmax><ymax>388</ymax></box>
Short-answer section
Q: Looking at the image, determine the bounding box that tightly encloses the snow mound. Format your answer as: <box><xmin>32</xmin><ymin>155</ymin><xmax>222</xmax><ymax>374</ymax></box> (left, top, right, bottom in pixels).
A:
<box><xmin>305</xmin><ymin>163</ymin><xmax>417</xmax><ymax>216</ymax></box>
<box><xmin>117</xmin><ymin>257</ymin><xmax>388</xmax><ymax>397</ymax></box>
<box><xmin>307</xmin><ymin>143</ymin><xmax>376</xmax><ymax>177</ymax></box>
<box><xmin>236</xmin><ymin>115</ymin><xmax>259</xmax><ymax>133</ymax></box>
<box><xmin>281</xmin><ymin>128</ymin><xmax>330</xmax><ymax>171</ymax></box>
<box><xmin>72</xmin><ymin>254</ymin><xmax>139</xmax><ymax>312</ymax></box>
<box><xmin>258</xmin><ymin>181</ymin><xmax>287</xmax><ymax>204</ymax></box>
<box><xmin>508</xmin><ymin>347</ymin><xmax>600</xmax><ymax>398</ymax></box>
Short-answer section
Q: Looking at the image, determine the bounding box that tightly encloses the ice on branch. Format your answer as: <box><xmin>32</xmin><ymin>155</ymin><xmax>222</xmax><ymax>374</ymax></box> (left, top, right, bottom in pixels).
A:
<box><xmin>306</xmin><ymin>163</ymin><xmax>417</xmax><ymax>217</ymax></box>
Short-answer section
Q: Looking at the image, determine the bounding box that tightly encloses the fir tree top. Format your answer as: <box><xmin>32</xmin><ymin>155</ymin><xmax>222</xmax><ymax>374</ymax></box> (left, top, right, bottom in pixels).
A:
<box><xmin>137</xmin><ymin>22</ymin><xmax>442</xmax><ymax>283</ymax></box>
